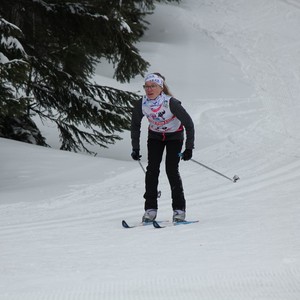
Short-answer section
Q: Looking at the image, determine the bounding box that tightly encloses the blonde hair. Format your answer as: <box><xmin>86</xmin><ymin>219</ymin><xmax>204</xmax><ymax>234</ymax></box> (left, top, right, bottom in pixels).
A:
<box><xmin>154</xmin><ymin>72</ymin><xmax>173</xmax><ymax>96</ymax></box>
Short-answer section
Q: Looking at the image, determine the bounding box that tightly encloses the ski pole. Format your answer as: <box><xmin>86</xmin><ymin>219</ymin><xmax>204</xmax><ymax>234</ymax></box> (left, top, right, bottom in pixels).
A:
<box><xmin>190</xmin><ymin>158</ymin><xmax>240</xmax><ymax>183</ymax></box>
<box><xmin>137</xmin><ymin>160</ymin><xmax>162</xmax><ymax>197</ymax></box>
<box><xmin>179</xmin><ymin>153</ymin><xmax>240</xmax><ymax>183</ymax></box>
<box><xmin>138</xmin><ymin>160</ymin><xmax>146</xmax><ymax>173</ymax></box>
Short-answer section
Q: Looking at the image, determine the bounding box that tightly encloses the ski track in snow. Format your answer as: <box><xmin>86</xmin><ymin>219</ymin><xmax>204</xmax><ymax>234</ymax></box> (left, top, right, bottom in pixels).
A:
<box><xmin>1</xmin><ymin>270</ymin><xmax>300</xmax><ymax>300</ymax></box>
<box><xmin>1</xmin><ymin>0</ymin><xmax>300</xmax><ymax>299</ymax></box>
<box><xmin>1</xmin><ymin>145</ymin><xmax>300</xmax><ymax>300</ymax></box>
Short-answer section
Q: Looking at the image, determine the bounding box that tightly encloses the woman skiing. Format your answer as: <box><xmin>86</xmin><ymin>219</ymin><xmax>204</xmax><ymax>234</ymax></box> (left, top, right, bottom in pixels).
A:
<box><xmin>130</xmin><ymin>73</ymin><xmax>195</xmax><ymax>222</ymax></box>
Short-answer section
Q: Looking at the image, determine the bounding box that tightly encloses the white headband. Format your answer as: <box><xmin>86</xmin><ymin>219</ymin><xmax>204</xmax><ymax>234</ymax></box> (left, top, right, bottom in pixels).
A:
<box><xmin>145</xmin><ymin>73</ymin><xmax>164</xmax><ymax>87</ymax></box>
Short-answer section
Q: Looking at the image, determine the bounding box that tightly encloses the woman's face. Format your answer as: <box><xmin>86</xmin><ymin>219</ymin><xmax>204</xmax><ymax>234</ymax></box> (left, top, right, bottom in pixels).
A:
<box><xmin>144</xmin><ymin>82</ymin><xmax>163</xmax><ymax>100</ymax></box>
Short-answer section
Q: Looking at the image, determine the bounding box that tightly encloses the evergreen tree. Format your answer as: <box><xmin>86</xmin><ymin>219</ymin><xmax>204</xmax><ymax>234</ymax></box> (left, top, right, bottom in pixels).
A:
<box><xmin>0</xmin><ymin>17</ymin><xmax>43</xmax><ymax>144</ymax></box>
<box><xmin>0</xmin><ymin>0</ymin><xmax>179</xmax><ymax>153</ymax></box>
<box><xmin>0</xmin><ymin>17</ymin><xmax>28</xmax><ymax>119</ymax></box>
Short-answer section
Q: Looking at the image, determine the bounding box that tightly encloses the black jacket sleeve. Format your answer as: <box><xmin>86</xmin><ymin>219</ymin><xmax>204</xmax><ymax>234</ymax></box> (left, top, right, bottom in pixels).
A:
<box><xmin>130</xmin><ymin>98</ymin><xmax>144</xmax><ymax>150</ymax></box>
<box><xmin>170</xmin><ymin>98</ymin><xmax>195</xmax><ymax>150</ymax></box>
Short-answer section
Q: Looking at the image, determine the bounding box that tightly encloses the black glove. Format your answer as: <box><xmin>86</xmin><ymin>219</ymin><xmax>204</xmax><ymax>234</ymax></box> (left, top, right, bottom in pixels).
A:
<box><xmin>181</xmin><ymin>149</ymin><xmax>193</xmax><ymax>161</ymax></box>
<box><xmin>131</xmin><ymin>149</ymin><xmax>141</xmax><ymax>161</ymax></box>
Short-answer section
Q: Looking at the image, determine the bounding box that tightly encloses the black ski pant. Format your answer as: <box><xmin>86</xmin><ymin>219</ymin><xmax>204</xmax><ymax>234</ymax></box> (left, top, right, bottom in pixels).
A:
<box><xmin>144</xmin><ymin>138</ymin><xmax>186</xmax><ymax>211</ymax></box>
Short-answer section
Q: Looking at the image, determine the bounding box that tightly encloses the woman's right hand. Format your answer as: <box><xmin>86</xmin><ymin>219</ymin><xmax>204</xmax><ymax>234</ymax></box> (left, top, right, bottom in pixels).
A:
<box><xmin>131</xmin><ymin>149</ymin><xmax>141</xmax><ymax>160</ymax></box>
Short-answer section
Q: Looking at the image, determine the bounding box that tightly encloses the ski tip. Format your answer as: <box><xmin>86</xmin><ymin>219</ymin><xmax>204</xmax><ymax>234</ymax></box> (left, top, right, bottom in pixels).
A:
<box><xmin>122</xmin><ymin>220</ymin><xmax>130</xmax><ymax>228</ymax></box>
<box><xmin>153</xmin><ymin>220</ymin><xmax>165</xmax><ymax>228</ymax></box>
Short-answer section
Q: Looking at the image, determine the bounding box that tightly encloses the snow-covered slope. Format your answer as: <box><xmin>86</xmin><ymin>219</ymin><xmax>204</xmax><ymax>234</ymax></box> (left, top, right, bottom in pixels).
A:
<box><xmin>1</xmin><ymin>0</ymin><xmax>300</xmax><ymax>299</ymax></box>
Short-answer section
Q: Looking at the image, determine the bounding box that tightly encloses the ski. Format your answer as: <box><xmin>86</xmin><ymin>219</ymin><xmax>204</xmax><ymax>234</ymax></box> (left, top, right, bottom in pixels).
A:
<box><xmin>122</xmin><ymin>220</ymin><xmax>167</xmax><ymax>229</ymax></box>
<box><xmin>122</xmin><ymin>220</ymin><xmax>144</xmax><ymax>228</ymax></box>
<box><xmin>153</xmin><ymin>220</ymin><xmax>199</xmax><ymax>228</ymax></box>
<box><xmin>122</xmin><ymin>219</ymin><xmax>199</xmax><ymax>229</ymax></box>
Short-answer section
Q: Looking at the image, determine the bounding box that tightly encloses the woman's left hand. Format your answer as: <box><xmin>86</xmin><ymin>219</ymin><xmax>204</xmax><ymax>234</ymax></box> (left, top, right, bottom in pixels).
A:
<box><xmin>181</xmin><ymin>149</ymin><xmax>193</xmax><ymax>161</ymax></box>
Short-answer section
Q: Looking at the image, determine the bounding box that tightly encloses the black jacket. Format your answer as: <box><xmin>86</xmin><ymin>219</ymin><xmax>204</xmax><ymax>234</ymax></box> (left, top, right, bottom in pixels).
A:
<box><xmin>131</xmin><ymin>97</ymin><xmax>195</xmax><ymax>150</ymax></box>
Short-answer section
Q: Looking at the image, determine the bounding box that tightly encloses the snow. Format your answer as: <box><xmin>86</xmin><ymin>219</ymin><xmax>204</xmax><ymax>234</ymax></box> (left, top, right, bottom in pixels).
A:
<box><xmin>0</xmin><ymin>52</ymin><xmax>9</xmax><ymax>64</ymax></box>
<box><xmin>1</xmin><ymin>36</ymin><xmax>24</xmax><ymax>51</ymax></box>
<box><xmin>1</xmin><ymin>0</ymin><xmax>300</xmax><ymax>299</ymax></box>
